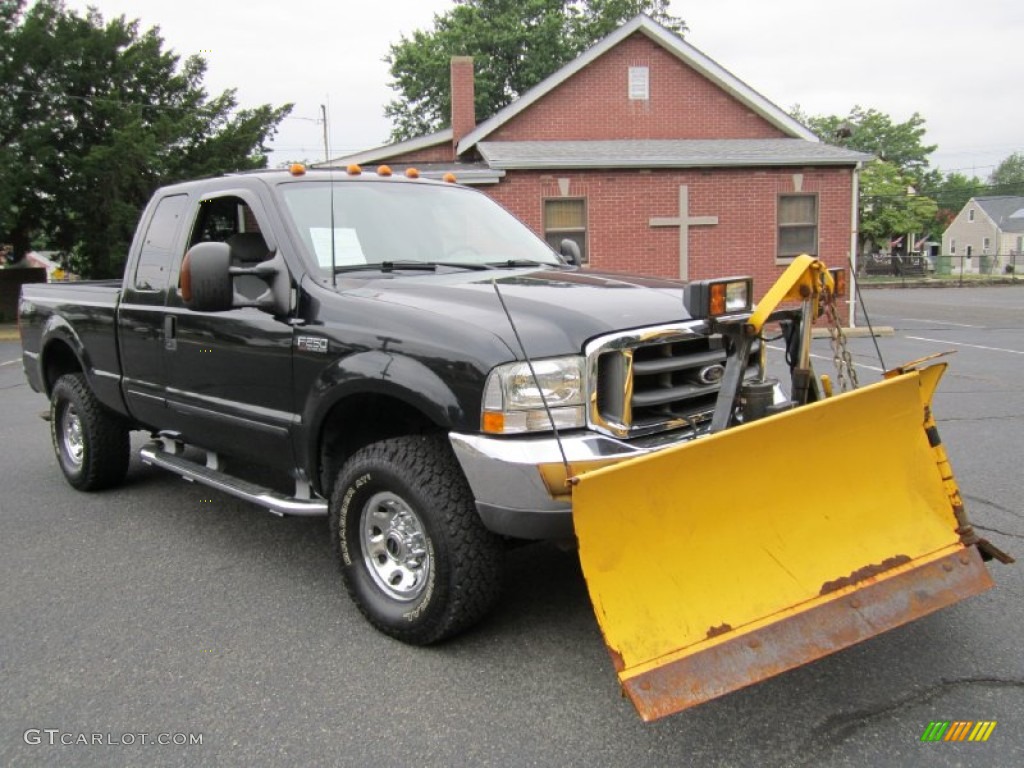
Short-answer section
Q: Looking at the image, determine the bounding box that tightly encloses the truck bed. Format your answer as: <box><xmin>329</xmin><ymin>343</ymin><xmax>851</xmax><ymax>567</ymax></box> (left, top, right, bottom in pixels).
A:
<box><xmin>19</xmin><ymin>281</ymin><xmax>125</xmax><ymax>413</ymax></box>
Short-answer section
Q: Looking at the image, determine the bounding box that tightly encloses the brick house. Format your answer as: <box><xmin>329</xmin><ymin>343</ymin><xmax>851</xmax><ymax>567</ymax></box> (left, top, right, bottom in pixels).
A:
<box><xmin>941</xmin><ymin>196</ymin><xmax>1024</xmax><ymax>275</ymax></box>
<box><xmin>329</xmin><ymin>15</ymin><xmax>869</xmax><ymax>319</ymax></box>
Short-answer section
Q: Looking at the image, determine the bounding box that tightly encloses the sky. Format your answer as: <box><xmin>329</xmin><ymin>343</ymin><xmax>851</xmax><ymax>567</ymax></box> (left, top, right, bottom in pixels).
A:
<box><xmin>63</xmin><ymin>0</ymin><xmax>1023</xmax><ymax>178</ymax></box>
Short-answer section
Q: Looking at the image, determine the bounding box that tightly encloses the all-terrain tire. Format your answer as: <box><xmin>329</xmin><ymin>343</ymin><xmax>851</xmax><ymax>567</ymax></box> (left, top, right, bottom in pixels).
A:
<box><xmin>50</xmin><ymin>373</ymin><xmax>130</xmax><ymax>491</ymax></box>
<box><xmin>329</xmin><ymin>434</ymin><xmax>503</xmax><ymax>645</ymax></box>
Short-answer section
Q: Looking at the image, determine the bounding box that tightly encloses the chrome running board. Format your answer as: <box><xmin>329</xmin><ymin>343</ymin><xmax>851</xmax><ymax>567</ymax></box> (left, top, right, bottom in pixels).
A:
<box><xmin>140</xmin><ymin>441</ymin><xmax>327</xmax><ymax>517</ymax></box>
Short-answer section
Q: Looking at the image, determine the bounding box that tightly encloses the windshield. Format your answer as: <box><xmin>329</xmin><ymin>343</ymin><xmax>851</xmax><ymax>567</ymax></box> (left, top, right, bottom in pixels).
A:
<box><xmin>279</xmin><ymin>179</ymin><xmax>563</xmax><ymax>272</ymax></box>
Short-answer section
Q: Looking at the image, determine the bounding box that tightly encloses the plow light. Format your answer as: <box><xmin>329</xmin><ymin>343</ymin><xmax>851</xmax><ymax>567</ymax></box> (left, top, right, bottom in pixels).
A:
<box><xmin>684</xmin><ymin>277</ymin><xmax>753</xmax><ymax>319</ymax></box>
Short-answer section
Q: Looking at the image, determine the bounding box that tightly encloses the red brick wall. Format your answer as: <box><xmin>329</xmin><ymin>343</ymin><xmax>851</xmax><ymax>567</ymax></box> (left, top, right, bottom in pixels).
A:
<box><xmin>377</xmin><ymin>143</ymin><xmax>455</xmax><ymax>164</ymax></box>
<box><xmin>482</xmin><ymin>165</ymin><xmax>855</xmax><ymax>323</ymax></box>
<box><xmin>489</xmin><ymin>33</ymin><xmax>788</xmax><ymax>142</ymax></box>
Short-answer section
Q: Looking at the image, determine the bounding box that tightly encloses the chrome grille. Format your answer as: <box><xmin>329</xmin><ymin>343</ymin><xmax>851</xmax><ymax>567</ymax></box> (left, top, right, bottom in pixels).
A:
<box><xmin>586</xmin><ymin>323</ymin><xmax>759</xmax><ymax>438</ymax></box>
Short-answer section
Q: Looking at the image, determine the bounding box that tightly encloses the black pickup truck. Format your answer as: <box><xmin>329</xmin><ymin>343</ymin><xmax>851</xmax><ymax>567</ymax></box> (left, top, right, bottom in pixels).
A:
<box><xmin>19</xmin><ymin>166</ymin><xmax>760</xmax><ymax>644</ymax></box>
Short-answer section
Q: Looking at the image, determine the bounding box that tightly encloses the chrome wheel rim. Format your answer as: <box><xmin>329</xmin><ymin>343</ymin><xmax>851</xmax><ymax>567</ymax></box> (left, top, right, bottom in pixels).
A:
<box><xmin>360</xmin><ymin>491</ymin><xmax>430</xmax><ymax>601</ymax></box>
<box><xmin>60</xmin><ymin>404</ymin><xmax>85</xmax><ymax>468</ymax></box>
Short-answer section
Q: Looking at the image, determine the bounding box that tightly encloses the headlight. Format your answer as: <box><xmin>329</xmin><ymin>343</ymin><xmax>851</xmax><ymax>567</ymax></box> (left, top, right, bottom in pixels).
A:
<box><xmin>482</xmin><ymin>356</ymin><xmax>586</xmax><ymax>434</ymax></box>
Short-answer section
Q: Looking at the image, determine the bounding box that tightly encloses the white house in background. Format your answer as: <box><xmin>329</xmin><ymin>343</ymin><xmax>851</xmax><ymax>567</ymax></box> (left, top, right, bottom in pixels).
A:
<box><xmin>942</xmin><ymin>196</ymin><xmax>1024</xmax><ymax>274</ymax></box>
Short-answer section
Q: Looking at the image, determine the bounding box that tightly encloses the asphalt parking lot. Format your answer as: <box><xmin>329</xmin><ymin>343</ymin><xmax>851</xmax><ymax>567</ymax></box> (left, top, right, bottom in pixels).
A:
<box><xmin>1</xmin><ymin>284</ymin><xmax>1022</xmax><ymax>767</ymax></box>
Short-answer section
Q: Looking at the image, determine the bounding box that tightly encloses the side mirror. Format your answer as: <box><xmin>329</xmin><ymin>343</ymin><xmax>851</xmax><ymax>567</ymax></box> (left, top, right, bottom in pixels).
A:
<box><xmin>180</xmin><ymin>243</ymin><xmax>291</xmax><ymax>315</ymax></box>
<box><xmin>180</xmin><ymin>242</ymin><xmax>233</xmax><ymax>311</ymax></box>
<box><xmin>559</xmin><ymin>238</ymin><xmax>582</xmax><ymax>267</ymax></box>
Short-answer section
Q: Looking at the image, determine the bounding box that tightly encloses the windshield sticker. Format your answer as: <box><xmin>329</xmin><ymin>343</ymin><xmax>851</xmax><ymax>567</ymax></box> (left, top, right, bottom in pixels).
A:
<box><xmin>310</xmin><ymin>227</ymin><xmax>365</xmax><ymax>267</ymax></box>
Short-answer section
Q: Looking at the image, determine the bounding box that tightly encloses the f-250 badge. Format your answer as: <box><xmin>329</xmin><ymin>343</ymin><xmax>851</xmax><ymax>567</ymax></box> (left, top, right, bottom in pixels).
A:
<box><xmin>295</xmin><ymin>336</ymin><xmax>329</xmax><ymax>354</ymax></box>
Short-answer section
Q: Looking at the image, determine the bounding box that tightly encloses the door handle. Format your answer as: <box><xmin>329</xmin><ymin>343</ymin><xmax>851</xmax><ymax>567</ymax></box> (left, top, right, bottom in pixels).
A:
<box><xmin>163</xmin><ymin>316</ymin><xmax>177</xmax><ymax>351</ymax></box>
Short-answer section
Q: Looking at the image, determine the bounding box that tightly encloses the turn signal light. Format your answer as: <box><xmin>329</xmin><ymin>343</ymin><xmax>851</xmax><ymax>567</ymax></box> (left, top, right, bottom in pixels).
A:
<box><xmin>829</xmin><ymin>268</ymin><xmax>847</xmax><ymax>297</ymax></box>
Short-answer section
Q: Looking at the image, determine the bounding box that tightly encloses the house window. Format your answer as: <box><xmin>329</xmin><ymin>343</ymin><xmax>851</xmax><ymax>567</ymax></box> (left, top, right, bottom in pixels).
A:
<box><xmin>968</xmin><ymin>208</ymin><xmax>975</xmax><ymax>222</ymax></box>
<box><xmin>777</xmin><ymin>194</ymin><xmax>818</xmax><ymax>260</ymax></box>
<box><xmin>966</xmin><ymin>245</ymin><xmax>973</xmax><ymax>258</ymax></box>
<box><xmin>628</xmin><ymin>67</ymin><xmax>649</xmax><ymax>100</ymax></box>
<box><xmin>983</xmin><ymin>237</ymin><xmax>991</xmax><ymax>254</ymax></box>
<box><xmin>950</xmin><ymin>239</ymin><xmax>956</xmax><ymax>255</ymax></box>
<box><xmin>544</xmin><ymin>199</ymin><xmax>588</xmax><ymax>263</ymax></box>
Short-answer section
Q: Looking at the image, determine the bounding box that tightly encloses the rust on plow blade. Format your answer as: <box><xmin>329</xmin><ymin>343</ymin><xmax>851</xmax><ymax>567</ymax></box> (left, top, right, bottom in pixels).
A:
<box><xmin>623</xmin><ymin>547</ymin><xmax>991</xmax><ymax>721</ymax></box>
<box><xmin>571</xmin><ymin>365</ymin><xmax>996</xmax><ymax>722</ymax></box>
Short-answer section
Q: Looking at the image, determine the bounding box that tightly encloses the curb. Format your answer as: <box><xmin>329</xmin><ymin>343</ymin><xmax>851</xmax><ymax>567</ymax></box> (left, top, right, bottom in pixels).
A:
<box><xmin>812</xmin><ymin>326</ymin><xmax>894</xmax><ymax>339</ymax></box>
<box><xmin>811</xmin><ymin>325</ymin><xmax>892</xmax><ymax>337</ymax></box>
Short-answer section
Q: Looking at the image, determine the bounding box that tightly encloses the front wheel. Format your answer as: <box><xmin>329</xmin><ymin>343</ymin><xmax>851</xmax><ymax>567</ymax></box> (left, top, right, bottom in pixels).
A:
<box><xmin>329</xmin><ymin>435</ymin><xmax>503</xmax><ymax>645</ymax></box>
<box><xmin>50</xmin><ymin>373</ymin><xmax>130</xmax><ymax>491</ymax></box>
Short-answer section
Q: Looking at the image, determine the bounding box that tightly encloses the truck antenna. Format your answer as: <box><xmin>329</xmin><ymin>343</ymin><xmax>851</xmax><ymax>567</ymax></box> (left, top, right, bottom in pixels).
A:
<box><xmin>491</xmin><ymin>280</ymin><xmax>573</xmax><ymax>485</ymax></box>
<box><xmin>322</xmin><ymin>102</ymin><xmax>337</xmax><ymax>288</ymax></box>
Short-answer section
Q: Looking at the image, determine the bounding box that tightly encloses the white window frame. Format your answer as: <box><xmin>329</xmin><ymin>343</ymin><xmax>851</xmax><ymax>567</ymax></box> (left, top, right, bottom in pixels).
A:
<box><xmin>628</xmin><ymin>67</ymin><xmax>649</xmax><ymax>101</ymax></box>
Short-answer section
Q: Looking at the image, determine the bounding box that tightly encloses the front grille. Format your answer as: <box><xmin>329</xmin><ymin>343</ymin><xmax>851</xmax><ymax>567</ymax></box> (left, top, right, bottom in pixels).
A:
<box><xmin>587</xmin><ymin>323</ymin><xmax>759</xmax><ymax>438</ymax></box>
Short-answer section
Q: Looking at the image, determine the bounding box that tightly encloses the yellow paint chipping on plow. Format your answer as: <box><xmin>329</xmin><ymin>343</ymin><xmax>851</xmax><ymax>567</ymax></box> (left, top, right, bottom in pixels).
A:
<box><xmin>572</xmin><ymin>365</ymin><xmax>993</xmax><ymax>720</ymax></box>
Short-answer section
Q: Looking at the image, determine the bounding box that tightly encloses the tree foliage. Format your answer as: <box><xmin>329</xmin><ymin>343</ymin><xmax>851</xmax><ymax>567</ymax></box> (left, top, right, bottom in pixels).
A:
<box><xmin>989</xmin><ymin>151</ymin><xmax>1024</xmax><ymax>194</ymax></box>
<box><xmin>384</xmin><ymin>0</ymin><xmax>685</xmax><ymax>142</ymax></box>
<box><xmin>858</xmin><ymin>162</ymin><xmax>937</xmax><ymax>247</ymax></box>
<box><xmin>793</xmin><ymin>105</ymin><xmax>941</xmax><ymax>249</ymax></box>
<box><xmin>795</xmin><ymin>105</ymin><xmax>936</xmax><ymax>176</ymax></box>
<box><xmin>0</xmin><ymin>0</ymin><xmax>292</xmax><ymax>277</ymax></box>
<box><xmin>919</xmin><ymin>170</ymin><xmax>985</xmax><ymax>229</ymax></box>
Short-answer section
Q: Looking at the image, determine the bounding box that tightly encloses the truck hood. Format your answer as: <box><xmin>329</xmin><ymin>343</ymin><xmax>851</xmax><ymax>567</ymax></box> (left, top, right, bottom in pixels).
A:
<box><xmin>340</xmin><ymin>267</ymin><xmax>696</xmax><ymax>358</ymax></box>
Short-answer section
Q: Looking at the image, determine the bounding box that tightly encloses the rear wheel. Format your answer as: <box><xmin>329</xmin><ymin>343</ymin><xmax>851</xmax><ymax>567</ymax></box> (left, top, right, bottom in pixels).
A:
<box><xmin>50</xmin><ymin>373</ymin><xmax>130</xmax><ymax>491</ymax></box>
<box><xmin>329</xmin><ymin>435</ymin><xmax>503</xmax><ymax>645</ymax></box>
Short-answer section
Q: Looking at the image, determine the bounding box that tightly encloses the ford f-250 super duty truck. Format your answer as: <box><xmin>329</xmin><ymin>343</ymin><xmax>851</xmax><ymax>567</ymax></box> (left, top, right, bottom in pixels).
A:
<box><xmin>21</xmin><ymin>166</ymin><xmax>1007</xmax><ymax>720</ymax></box>
<box><xmin>19</xmin><ymin>165</ymin><xmax>761</xmax><ymax>645</ymax></box>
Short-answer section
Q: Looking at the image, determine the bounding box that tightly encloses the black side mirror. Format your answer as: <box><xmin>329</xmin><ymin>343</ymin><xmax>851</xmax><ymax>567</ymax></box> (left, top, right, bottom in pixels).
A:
<box><xmin>180</xmin><ymin>242</ymin><xmax>233</xmax><ymax>311</ymax></box>
<box><xmin>559</xmin><ymin>238</ymin><xmax>582</xmax><ymax>267</ymax></box>
<box><xmin>180</xmin><ymin>243</ymin><xmax>291</xmax><ymax>315</ymax></box>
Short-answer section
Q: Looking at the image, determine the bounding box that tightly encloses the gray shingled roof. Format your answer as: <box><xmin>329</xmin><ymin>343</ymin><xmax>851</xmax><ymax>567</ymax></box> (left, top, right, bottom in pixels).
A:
<box><xmin>974</xmin><ymin>196</ymin><xmax>1024</xmax><ymax>234</ymax></box>
<box><xmin>476</xmin><ymin>139</ymin><xmax>872</xmax><ymax>170</ymax></box>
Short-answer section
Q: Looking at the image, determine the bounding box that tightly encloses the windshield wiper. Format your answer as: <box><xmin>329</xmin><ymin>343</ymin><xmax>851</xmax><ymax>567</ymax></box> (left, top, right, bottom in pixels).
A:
<box><xmin>335</xmin><ymin>260</ymin><xmax>498</xmax><ymax>273</ymax></box>
<box><xmin>488</xmin><ymin>259</ymin><xmax>559</xmax><ymax>269</ymax></box>
<box><xmin>335</xmin><ymin>261</ymin><xmax>436</xmax><ymax>273</ymax></box>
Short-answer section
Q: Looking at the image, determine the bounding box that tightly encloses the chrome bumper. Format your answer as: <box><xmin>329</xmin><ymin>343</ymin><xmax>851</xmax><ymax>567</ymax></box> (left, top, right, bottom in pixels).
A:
<box><xmin>449</xmin><ymin>430</ymin><xmax>689</xmax><ymax>540</ymax></box>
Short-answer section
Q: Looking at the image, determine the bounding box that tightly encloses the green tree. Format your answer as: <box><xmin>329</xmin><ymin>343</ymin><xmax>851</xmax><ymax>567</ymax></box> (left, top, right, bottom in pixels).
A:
<box><xmin>989</xmin><ymin>151</ymin><xmax>1024</xmax><ymax>194</ymax></box>
<box><xmin>919</xmin><ymin>170</ymin><xmax>985</xmax><ymax>229</ymax></box>
<box><xmin>858</xmin><ymin>161</ymin><xmax>938</xmax><ymax>250</ymax></box>
<box><xmin>795</xmin><ymin>105</ymin><xmax>936</xmax><ymax>176</ymax></box>
<box><xmin>793</xmin><ymin>105</ymin><xmax>939</xmax><ymax>249</ymax></box>
<box><xmin>384</xmin><ymin>0</ymin><xmax>685</xmax><ymax>142</ymax></box>
<box><xmin>0</xmin><ymin>0</ymin><xmax>292</xmax><ymax>277</ymax></box>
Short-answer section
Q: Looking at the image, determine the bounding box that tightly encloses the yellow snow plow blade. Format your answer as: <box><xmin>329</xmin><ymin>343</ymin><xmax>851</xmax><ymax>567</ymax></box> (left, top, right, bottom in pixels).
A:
<box><xmin>572</xmin><ymin>363</ymin><xmax>994</xmax><ymax>721</ymax></box>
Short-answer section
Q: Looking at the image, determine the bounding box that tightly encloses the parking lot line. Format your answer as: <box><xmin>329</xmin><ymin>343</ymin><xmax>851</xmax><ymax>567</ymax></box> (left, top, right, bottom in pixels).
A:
<box><xmin>905</xmin><ymin>337</ymin><xmax>1024</xmax><ymax>355</ymax></box>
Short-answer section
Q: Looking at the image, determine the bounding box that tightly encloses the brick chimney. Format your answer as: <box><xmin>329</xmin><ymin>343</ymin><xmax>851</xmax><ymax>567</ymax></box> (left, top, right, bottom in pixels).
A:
<box><xmin>450</xmin><ymin>56</ymin><xmax>475</xmax><ymax>151</ymax></box>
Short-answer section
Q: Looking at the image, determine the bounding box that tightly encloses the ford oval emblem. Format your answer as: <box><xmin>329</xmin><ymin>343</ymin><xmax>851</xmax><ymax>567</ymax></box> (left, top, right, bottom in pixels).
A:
<box><xmin>698</xmin><ymin>364</ymin><xmax>725</xmax><ymax>385</ymax></box>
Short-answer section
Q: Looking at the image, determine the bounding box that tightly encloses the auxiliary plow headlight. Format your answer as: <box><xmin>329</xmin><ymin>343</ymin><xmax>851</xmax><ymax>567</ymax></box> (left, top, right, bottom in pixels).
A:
<box><xmin>683</xmin><ymin>277</ymin><xmax>753</xmax><ymax>319</ymax></box>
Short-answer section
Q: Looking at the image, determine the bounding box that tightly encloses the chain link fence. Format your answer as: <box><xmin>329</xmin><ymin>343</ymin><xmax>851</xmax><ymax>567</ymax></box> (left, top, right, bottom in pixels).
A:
<box><xmin>858</xmin><ymin>252</ymin><xmax>1020</xmax><ymax>285</ymax></box>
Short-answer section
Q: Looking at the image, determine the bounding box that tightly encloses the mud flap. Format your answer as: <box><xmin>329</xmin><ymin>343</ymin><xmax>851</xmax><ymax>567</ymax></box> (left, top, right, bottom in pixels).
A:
<box><xmin>571</xmin><ymin>364</ymin><xmax>994</xmax><ymax>721</ymax></box>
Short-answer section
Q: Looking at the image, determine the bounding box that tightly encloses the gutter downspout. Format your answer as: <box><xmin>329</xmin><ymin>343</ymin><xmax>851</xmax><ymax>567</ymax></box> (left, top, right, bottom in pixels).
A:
<box><xmin>849</xmin><ymin>161</ymin><xmax>862</xmax><ymax>328</ymax></box>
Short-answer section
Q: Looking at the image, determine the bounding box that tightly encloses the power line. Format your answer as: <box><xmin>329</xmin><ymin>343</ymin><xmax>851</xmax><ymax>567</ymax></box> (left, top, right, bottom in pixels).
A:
<box><xmin>3</xmin><ymin>84</ymin><xmax>314</xmax><ymax>122</ymax></box>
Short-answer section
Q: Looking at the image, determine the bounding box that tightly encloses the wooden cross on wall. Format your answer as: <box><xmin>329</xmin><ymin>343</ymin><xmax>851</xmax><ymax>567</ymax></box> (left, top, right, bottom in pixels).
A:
<box><xmin>649</xmin><ymin>185</ymin><xmax>719</xmax><ymax>281</ymax></box>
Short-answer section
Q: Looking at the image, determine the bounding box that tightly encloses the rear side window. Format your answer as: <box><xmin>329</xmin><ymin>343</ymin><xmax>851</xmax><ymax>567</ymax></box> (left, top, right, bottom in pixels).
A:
<box><xmin>134</xmin><ymin>194</ymin><xmax>189</xmax><ymax>291</ymax></box>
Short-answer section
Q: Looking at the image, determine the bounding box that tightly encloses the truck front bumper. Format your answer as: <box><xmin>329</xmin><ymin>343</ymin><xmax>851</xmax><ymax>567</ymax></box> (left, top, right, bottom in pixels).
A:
<box><xmin>449</xmin><ymin>430</ymin><xmax>685</xmax><ymax>540</ymax></box>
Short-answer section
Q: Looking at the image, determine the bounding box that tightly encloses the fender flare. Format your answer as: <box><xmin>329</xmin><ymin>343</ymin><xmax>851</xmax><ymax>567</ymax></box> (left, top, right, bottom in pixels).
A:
<box><xmin>38</xmin><ymin>315</ymin><xmax>91</xmax><ymax>396</ymax></box>
<box><xmin>301</xmin><ymin>350</ymin><xmax>475</xmax><ymax>484</ymax></box>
